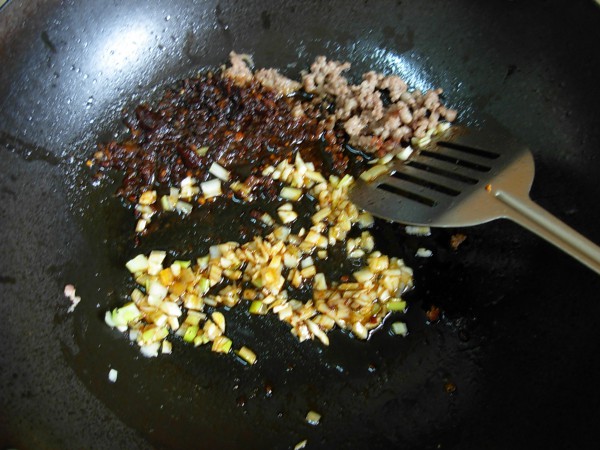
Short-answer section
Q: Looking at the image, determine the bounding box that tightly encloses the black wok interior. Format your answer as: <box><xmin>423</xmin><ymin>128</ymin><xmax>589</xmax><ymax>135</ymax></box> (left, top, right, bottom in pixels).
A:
<box><xmin>1</xmin><ymin>1</ymin><xmax>600</xmax><ymax>449</ymax></box>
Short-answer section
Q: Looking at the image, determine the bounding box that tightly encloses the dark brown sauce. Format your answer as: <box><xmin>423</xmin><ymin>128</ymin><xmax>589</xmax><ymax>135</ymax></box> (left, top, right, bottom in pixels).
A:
<box><xmin>93</xmin><ymin>71</ymin><xmax>350</xmax><ymax>203</ymax></box>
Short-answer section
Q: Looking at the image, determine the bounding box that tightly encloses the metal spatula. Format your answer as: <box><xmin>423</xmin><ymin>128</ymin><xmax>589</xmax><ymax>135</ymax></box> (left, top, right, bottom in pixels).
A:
<box><xmin>349</xmin><ymin>125</ymin><xmax>600</xmax><ymax>275</ymax></box>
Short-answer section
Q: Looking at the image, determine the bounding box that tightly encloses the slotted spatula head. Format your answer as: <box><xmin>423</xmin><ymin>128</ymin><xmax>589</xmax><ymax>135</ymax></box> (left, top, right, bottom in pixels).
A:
<box><xmin>350</xmin><ymin>125</ymin><xmax>534</xmax><ymax>227</ymax></box>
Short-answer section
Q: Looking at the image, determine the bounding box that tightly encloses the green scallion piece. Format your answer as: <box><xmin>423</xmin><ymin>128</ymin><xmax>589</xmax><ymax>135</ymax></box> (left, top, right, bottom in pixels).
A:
<box><xmin>387</xmin><ymin>300</ymin><xmax>407</xmax><ymax>312</ymax></box>
<box><xmin>183</xmin><ymin>325</ymin><xmax>199</xmax><ymax>343</ymax></box>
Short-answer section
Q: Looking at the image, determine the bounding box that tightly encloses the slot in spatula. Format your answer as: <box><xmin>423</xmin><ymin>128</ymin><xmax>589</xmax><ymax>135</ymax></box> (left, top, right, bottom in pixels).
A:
<box><xmin>349</xmin><ymin>125</ymin><xmax>600</xmax><ymax>275</ymax></box>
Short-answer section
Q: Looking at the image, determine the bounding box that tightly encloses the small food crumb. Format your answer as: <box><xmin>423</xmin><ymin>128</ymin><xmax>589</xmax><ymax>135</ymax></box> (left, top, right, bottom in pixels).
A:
<box><xmin>294</xmin><ymin>439</ymin><xmax>308</xmax><ymax>450</ymax></box>
<box><xmin>391</xmin><ymin>321</ymin><xmax>408</xmax><ymax>336</ymax></box>
<box><xmin>405</xmin><ymin>226</ymin><xmax>431</xmax><ymax>236</ymax></box>
<box><xmin>426</xmin><ymin>305</ymin><xmax>441</xmax><ymax>322</ymax></box>
<box><xmin>235</xmin><ymin>346</ymin><xmax>257</xmax><ymax>365</ymax></box>
<box><xmin>444</xmin><ymin>381</ymin><xmax>457</xmax><ymax>394</ymax></box>
<box><xmin>63</xmin><ymin>284</ymin><xmax>81</xmax><ymax>313</ymax></box>
<box><xmin>415</xmin><ymin>248</ymin><xmax>433</xmax><ymax>258</ymax></box>
<box><xmin>161</xmin><ymin>340</ymin><xmax>172</xmax><ymax>354</ymax></box>
<box><xmin>108</xmin><ymin>368</ymin><xmax>118</xmax><ymax>383</ymax></box>
<box><xmin>305</xmin><ymin>410</ymin><xmax>321</xmax><ymax>425</ymax></box>
<box><xmin>485</xmin><ymin>184</ymin><xmax>492</xmax><ymax>192</ymax></box>
<box><xmin>450</xmin><ymin>233</ymin><xmax>467</xmax><ymax>250</ymax></box>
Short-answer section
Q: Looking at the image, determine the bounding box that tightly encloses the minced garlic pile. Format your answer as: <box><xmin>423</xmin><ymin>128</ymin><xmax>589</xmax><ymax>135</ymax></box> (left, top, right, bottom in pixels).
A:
<box><xmin>105</xmin><ymin>153</ymin><xmax>414</xmax><ymax>359</ymax></box>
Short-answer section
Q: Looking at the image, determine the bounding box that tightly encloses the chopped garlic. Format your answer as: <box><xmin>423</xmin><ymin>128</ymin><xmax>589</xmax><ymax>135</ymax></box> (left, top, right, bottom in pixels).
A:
<box><xmin>294</xmin><ymin>440</ymin><xmax>308</xmax><ymax>450</ymax></box>
<box><xmin>201</xmin><ymin>178</ymin><xmax>222</xmax><ymax>198</ymax></box>
<box><xmin>305</xmin><ymin>410</ymin><xmax>321</xmax><ymax>425</ymax></box>
<box><xmin>135</xmin><ymin>219</ymin><xmax>148</xmax><ymax>232</ymax></box>
<box><xmin>208</xmin><ymin>162</ymin><xmax>230</xmax><ymax>181</ymax></box>
<box><xmin>235</xmin><ymin>346</ymin><xmax>257</xmax><ymax>365</ymax></box>
<box><xmin>360</xmin><ymin>163</ymin><xmax>390</xmax><ymax>182</ymax></box>
<box><xmin>391</xmin><ymin>321</ymin><xmax>408</xmax><ymax>336</ymax></box>
<box><xmin>416</xmin><ymin>248</ymin><xmax>433</xmax><ymax>257</ymax></box>
<box><xmin>396</xmin><ymin>146</ymin><xmax>414</xmax><ymax>161</ymax></box>
<box><xmin>106</xmin><ymin>150</ymin><xmax>415</xmax><ymax>358</ymax></box>
<box><xmin>280</xmin><ymin>186</ymin><xmax>303</xmax><ymax>201</ymax></box>
<box><xmin>278</xmin><ymin>208</ymin><xmax>298</xmax><ymax>224</ymax></box>
<box><xmin>108</xmin><ymin>368</ymin><xmax>118</xmax><ymax>383</ymax></box>
<box><xmin>405</xmin><ymin>226</ymin><xmax>431</xmax><ymax>236</ymax></box>
<box><xmin>138</xmin><ymin>190</ymin><xmax>157</xmax><ymax>205</ymax></box>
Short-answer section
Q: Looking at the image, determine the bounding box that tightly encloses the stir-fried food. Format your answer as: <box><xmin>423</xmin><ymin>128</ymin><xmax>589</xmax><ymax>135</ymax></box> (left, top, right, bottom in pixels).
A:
<box><xmin>93</xmin><ymin>52</ymin><xmax>457</xmax><ymax>358</ymax></box>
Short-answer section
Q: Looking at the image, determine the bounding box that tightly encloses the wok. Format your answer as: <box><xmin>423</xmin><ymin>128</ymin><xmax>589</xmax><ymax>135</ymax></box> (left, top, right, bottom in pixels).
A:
<box><xmin>1</xmin><ymin>0</ymin><xmax>600</xmax><ymax>449</ymax></box>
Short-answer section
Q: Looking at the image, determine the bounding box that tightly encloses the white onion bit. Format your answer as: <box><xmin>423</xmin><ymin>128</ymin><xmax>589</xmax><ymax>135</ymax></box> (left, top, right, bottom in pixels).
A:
<box><xmin>415</xmin><ymin>248</ymin><xmax>433</xmax><ymax>258</ymax></box>
<box><xmin>208</xmin><ymin>162</ymin><xmax>231</xmax><ymax>181</ymax></box>
<box><xmin>305</xmin><ymin>410</ymin><xmax>321</xmax><ymax>425</ymax></box>
<box><xmin>294</xmin><ymin>440</ymin><xmax>308</xmax><ymax>450</ymax></box>
<box><xmin>405</xmin><ymin>226</ymin><xmax>431</xmax><ymax>236</ymax></box>
<box><xmin>108</xmin><ymin>368</ymin><xmax>118</xmax><ymax>383</ymax></box>
<box><xmin>201</xmin><ymin>178</ymin><xmax>223</xmax><ymax>198</ymax></box>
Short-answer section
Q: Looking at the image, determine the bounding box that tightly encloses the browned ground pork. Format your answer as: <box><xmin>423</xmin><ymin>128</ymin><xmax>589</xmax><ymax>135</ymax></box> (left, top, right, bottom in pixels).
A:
<box><xmin>301</xmin><ymin>56</ymin><xmax>457</xmax><ymax>156</ymax></box>
<box><xmin>228</xmin><ymin>52</ymin><xmax>457</xmax><ymax>156</ymax></box>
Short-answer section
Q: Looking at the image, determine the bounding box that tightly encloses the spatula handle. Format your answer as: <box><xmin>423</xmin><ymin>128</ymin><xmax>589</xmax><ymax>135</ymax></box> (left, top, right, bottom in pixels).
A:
<box><xmin>495</xmin><ymin>190</ymin><xmax>600</xmax><ymax>275</ymax></box>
